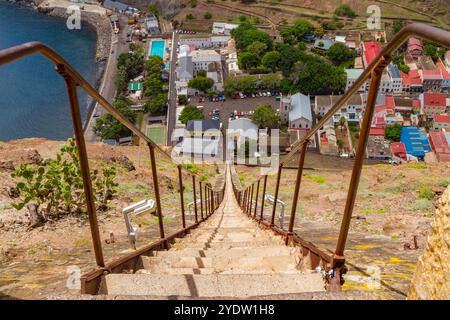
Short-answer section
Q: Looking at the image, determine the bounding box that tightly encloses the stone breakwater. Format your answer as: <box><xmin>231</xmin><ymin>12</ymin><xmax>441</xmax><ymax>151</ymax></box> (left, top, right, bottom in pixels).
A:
<box><xmin>1</xmin><ymin>0</ymin><xmax>112</xmax><ymax>63</ymax></box>
<box><xmin>39</xmin><ymin>6</ymin><xmax>112</xmax><ymax>64</ymax></box>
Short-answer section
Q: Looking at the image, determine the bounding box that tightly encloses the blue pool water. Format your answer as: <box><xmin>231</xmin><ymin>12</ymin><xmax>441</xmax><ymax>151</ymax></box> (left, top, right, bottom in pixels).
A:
<box><xmin>150</xmin><ymin>40</ymin><xmax>165</xmax><ymax>58</ymax></box>
<box><xmin>0</xmin><ymin>3</ymin><xmax>98</xmax><ymax>141</ymax></box>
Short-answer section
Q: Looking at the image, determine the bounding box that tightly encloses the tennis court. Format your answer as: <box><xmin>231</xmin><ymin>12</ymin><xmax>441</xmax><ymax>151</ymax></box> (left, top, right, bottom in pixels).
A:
<box><xmin>146</xmin><ymin>126</ymin><xmax>165</xmax><ymax>145</ymax></box>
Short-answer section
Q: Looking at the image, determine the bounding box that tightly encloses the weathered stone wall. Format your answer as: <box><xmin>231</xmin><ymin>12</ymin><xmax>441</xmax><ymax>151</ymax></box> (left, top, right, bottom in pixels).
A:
<box><xmin>408</xmin><ymin>185</ymin><xmax>450</xmax><ymax>300</ymax></box>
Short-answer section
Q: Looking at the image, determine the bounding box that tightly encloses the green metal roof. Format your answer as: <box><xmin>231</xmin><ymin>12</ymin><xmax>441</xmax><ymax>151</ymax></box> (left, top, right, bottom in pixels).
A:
<box><xmin>128</xmin><ymin>82</ymin><xmax>143</xmax><ymax>91</ymax></box>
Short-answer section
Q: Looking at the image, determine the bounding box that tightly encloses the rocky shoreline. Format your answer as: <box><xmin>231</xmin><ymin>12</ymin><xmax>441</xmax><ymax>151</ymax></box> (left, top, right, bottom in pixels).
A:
<box><xmin>1</xmin><ymin>0</ymin><xmax>114</xmax><ymax>127</ymax></box>
<box><xmin>1</xmin><ymin>0</ymin><xmax>112</xmax><ymax>63</ymax></box>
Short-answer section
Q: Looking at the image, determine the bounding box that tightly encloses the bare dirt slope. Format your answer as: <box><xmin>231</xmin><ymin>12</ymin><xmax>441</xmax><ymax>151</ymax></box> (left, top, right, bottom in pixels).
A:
<box><xmin>0</xmin><ymin>138</ymin><xmax>217</xmax><ymax>299</ymax></box>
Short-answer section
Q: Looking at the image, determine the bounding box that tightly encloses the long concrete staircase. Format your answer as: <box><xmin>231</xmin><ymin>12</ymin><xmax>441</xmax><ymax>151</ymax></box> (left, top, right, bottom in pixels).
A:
<box><xmin>98</xmin><ymin>166</ymin><xmax>325</xmax><ymax>298</ymax></box>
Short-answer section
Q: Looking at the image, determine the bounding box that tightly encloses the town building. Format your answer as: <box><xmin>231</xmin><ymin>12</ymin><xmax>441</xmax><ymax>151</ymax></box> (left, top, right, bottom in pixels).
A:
<box><xmin>206</xmin><ymin>62</ymin><xmax>224</xmax><ymax>92</ymax></box>
<box><xmin>318</xmin><ymin>118</ymin><xmax>338</xmax><ymax>155</ymax></box>
<box><xmin>367</xmin><ymin>135</ymin><xmax>392</xmax><ymax>160</ymax></box>
<box><xmin>103</xmin><ymin>0</ymin><xmax>129</xmax><ymax>12</ymax></box>
<box><xmin>391</xmin><ymin>141</ymin><xmax>407</xmax><ymax>159</ymax></box>
<box><xmin>400</xmin><ymin>126</ymin><xmax>431</xmax><ymax>159</ymax></box>
<box><xmin>145</xmin><ymin>14</ymin><xmax>160</xmax><ymax>35</ymax></box>
<box><xmin>421</xmin><ymin>69</ymin><xmax>443</xmax><ymax>91</ymax></box>
<box><xmin>362</xmin><ymin>41</ymin><xmax>381</xmax><ymax>67</ymax></box>
<box><xmin>280</xmin><ymin>93</ymin><xmax>312</xmax><ymax>129</ymax></box>
<box><xmin>177</xmin><ymin>120</ymin><xmax>222</xmax><ymax>161</ymax></box>
<box><xmin>345</xmin><ymin>69</ymin><xmax>367</xmax><ymax>92</ymax></box>
<box><xmin>429</xmin><ymin>131</ymin><xmax>450</xmax><ymax>162</ymax></box>
<box><xmin>432</xmin><ymin>114</ymin><xmax>450</xmax><ymax>131</ymax></box>
<box><xmin>175</xmin><ymin>48</ymin><xmax>223</xmax><ymax>95</ymax></box>
<box><xmin>387</xmin><ymin>64</ymin><xmax>403</xmax><ymax>94</ymax></box>
<box><xmin>212</xmin><ymin>22</ymin><xmax>238</xmax><ymax>36</ymax></box>
<box><xmin>191</xmin><ymin>49</ymin><xmax>222</xmax><ymax>74</ymax></box>
<box><xmin>314</xmin><ymin>39</ymin><xmax>334</xmax><ymax>51</ymax></box>
<box><xmin>386</xmin><ymin>96</ymin><xmax>421</xmax><ymax>115</ymax></box>
<box><xmin>315</xmin><ymin>94</ymin><xmax>363</xmax><ymax>123</ymax></box>
<box><xmin>179</xmin><ymin>36</ymin><xmax>212</xmax><ymax>49</ymax></box>
<box><xmin>226</xmin><ymin>52</ymin><xmax>241</xmax><ymax>75</ymax></box>
<box><xmin>420</xmin><ymin>92</ymin><xmax>447</xmax><ymax>117</ymax></box>
<box><xmin>210</xmin><ymin>35</ymin><xmax>231</xmax><ymax>48</ymax></box>
<box><xmin>436</xmin><ymin>60</ymin><xmax>450</xmax><ymax>93</ymax></box>
<box><xmin>406</xmin><ymin>37</ymin><xmax>423</xmax><ymax>59</ymax></box>
<box><xmin>227</xmin><ymin>118</ymin><xmax>259</xmax><ymax>153</ymax></box>
<box><xmin>402</xmin><ymin>69</ymin><xmax>423</xmax><ymax>93</ymax></box>
<box><xmin>176</xmin><ymin>54</ymin><xmax>194</xmax><ymax>82</ymax></box>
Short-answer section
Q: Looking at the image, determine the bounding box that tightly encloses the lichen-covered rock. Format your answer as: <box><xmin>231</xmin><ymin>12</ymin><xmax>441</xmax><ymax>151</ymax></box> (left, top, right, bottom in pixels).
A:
<box><xmin>109</xmin><ymin>155</ymin><xmax>136</xmax><ymax>171</ymax></box>
<box><xmin>408</xmin><ymin>186</ymin><xmax>450</xmax><ymax>300</ymax></box>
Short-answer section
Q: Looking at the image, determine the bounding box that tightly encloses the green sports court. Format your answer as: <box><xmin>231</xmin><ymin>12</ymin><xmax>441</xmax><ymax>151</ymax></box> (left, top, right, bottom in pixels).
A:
<box><xmin>146</xmin><ymin>126</ymin><xmax>165</xmax><ymax>145</ymax></box>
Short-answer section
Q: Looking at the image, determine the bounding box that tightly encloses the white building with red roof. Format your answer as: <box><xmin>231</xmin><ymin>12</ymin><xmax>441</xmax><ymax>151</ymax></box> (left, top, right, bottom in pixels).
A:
<box><xmin>429</xmin><ymin>131</ymin><xmax>450</xmax><ymax>162</ymax></box>
<box><xmin>406</xmin><ymin>37</ymin><xmax>423</xmax><ymax>59</ymax></box>
<box><xmin>432</xmin><ymin>114</ymin><xmax>450</xmax><ymax>131</ymax></box>
<box><xmin>420</xmin><ymin>92</ymin><xmax>447</xmax><ymax>117</ymax></box>
<box><xmin>362</xmin><ymin>41</ymin><xmax>381</xmax><ymax>68</ymax></box>
<box><xmin>420</xmin><ymin>69</ymin><xmax>443</xmax><ymax>91</ymax></box>
<box><xmin>436</xmin><ymin>60</ymin><xmax>450</xmax><ymax>93</ymax></box>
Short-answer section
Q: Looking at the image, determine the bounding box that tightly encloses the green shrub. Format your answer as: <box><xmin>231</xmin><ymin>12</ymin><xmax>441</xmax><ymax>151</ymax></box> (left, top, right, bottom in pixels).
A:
<box><xmin>418</xmin><ymin>184</ymin><xmax>434</xmax><ymax>200</ymax></box>
<box><xmin>12</xmin><ymin>139</ymin><xmax>118</xmax><ymax>219</ymax></box>
<box><xmin>408</xmin><ymin>199</ymin><xmax>432</xmax><ymax>211</ymax></box>
<box><xmin>305</xmin><ymin>175</ymin><xmax>326</xmax><ymax>184</ymax></box>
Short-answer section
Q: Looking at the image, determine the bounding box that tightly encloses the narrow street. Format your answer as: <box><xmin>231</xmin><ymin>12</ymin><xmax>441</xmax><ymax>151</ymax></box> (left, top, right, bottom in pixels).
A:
<box><xmin>166</xmin><ymin>32</ymin><xmax>179</xmax><ymax>146</ymax></box>
<box><xmin>84</xmin><ymin>15</ymin><xmax>129</xmax><ymax>143</ymax></box>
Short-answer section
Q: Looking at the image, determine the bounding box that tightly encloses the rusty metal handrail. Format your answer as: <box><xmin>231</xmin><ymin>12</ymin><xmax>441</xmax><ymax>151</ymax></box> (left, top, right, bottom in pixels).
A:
<box><xmin>0</xmin><ymin>41</ymin><xmax>227</xmax><ymax>281</ymax></box>
<box><xmin>232</xmin><ymin>23</ymin><xmax>450</xmax><ymax>291</ymax></box>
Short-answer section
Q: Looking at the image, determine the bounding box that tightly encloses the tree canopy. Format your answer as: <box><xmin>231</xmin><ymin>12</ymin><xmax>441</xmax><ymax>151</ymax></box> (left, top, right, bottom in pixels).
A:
<box><xmin>238</xmin><ymin>52</ymin><xmax>261</xmax><ymax>71</ymax></box>
<box><xmin>250</xmin><ymin>105</ymin><xmax>281</xmax><ymax>129</ymax></box>
<box><xmin>261</xmin><ymin>51</ymin><xmax>281</xmax><ymax>72</ymax></box>
<box><xmin>279</xmin><ymin>19</ymin><xmax>314</xmax><ymax>45</ymax></box>
<box><xmin>94</xmin><ymin>97</ymin><xmax>136</xmax><ymax>141</ymax></box>
<box><xmin>327</xmin><ymin>43</ymin><xmax>356</xmax><ymax>65</ymax></box>
<box><xmin>289</xmin><ymin>56</ymin><xmax>346</xmax><ymax>95</ymax></box>
<box><xmin>188</xmin><ymin>76</ymin><xmax>215</xmax><ymax>93</ymax></box>
<box><xmin>144</xmin><ymin>93</ymin><xmax>168</xmax><ymax>115</ymax></box>
<box><xmin>334</xmin><ymin>4</ymin><xmax>356</xmax><ymax>18</ymax></box>
<box><xmin>145</xmin><ymin>55</ymin><xmax>164</xmax><ymax>74</ymax></box>
<box><xmin>179</xmin><ymin>105</ymin><xmax>204</xmax><ymax>125</ymax></box>
<box><xmin>231</xmin><ymin>22</ymin><xmax>273</xmax><ymax>50</ymax></box>
<box><xmin>384</xmin><ymin>124</ymin><xmax>402</xmax><ymax>142</ymax></box>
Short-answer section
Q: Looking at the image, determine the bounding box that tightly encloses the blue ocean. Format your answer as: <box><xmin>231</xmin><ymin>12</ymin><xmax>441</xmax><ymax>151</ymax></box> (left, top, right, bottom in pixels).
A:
<box><xmin>0</xmin><ymin>2</ymin><xmax>98</xmax><ymax>141</ymax></box>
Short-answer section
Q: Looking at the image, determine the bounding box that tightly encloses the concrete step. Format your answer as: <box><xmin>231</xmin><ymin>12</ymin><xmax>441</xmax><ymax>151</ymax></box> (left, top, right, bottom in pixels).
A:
<box><xmin>99</xmin><ymin>273</ymin><xmax>325</xmax><ymax>297</ymax></box>
<box><xmin>141</xmin><ymin>254</ymin><xmax>299</xmax><ymax>272</ymax></box>
<box><xmin>154</xmin><ymin>246</ymin><xmax>295</xmax><ymax>258</ymax></box>
<box><xmin>136</xmin><ymin>268</ymin><xmax>215</xmax><ymax>275</ymax></box>
<box><xmin>178</xmin><ymin>240</ymin><xmax>285</xmax><ymax>249</ymax></box>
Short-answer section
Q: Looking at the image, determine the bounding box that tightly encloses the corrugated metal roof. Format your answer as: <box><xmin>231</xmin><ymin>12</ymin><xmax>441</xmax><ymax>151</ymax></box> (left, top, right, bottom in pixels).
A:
<box><xmin>400</xmin><ymin>126</ymin><xmax>431</xmax><ymax>157</ymax></box>
<box><xmin>187</xmin><ymin>120</ymin><xmax>220</xmax><ymax>132</ymax></box>
<box><xmin>289</xmin><ymin>93</ymin><xmax>312</xmax><ymax>122</ymax></box>
<box><xmin>345</xmin><ymin>68</ymin><xmax>364</xmax><ymax>80</ymax></box>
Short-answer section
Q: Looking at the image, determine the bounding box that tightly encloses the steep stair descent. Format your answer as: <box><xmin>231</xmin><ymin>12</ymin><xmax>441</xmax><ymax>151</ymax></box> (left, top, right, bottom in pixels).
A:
<box><xmin>99</xmin><ymin>165</ymin><xmax>325</xmax><ymax>298</ymax></box>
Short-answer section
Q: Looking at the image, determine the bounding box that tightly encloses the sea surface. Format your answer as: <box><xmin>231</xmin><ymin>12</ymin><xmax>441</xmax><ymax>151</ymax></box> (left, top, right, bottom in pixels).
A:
<box><xmin>0</xmin><ymin>2</ymin><xmax>99</xmax><ymax>141</ymax></box>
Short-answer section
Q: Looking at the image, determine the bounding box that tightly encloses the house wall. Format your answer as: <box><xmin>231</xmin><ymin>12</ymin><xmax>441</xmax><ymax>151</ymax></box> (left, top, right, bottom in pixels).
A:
<box><xmin>290</xmin><ymin>117</ymin><xmax>311</xmax><ymax>129</ymax></box>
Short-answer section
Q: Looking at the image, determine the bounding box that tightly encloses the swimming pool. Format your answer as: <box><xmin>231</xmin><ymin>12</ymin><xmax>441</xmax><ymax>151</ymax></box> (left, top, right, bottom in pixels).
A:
<box><xmin>150</xmin><ymin>40</ymin><xmax>165</xmax><ymax>58</ymax></box>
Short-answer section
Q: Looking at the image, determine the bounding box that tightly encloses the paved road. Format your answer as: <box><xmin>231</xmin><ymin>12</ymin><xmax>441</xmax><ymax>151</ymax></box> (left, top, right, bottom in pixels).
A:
<box><xmin>165</xmin><ymin>32</ymin><xmax>179</xmax><ymax>146</ymax></box>
<box><xmin>84</xmin><ymin>15</ymin><xmax>129</xmax><ymax>143</ymax></box>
